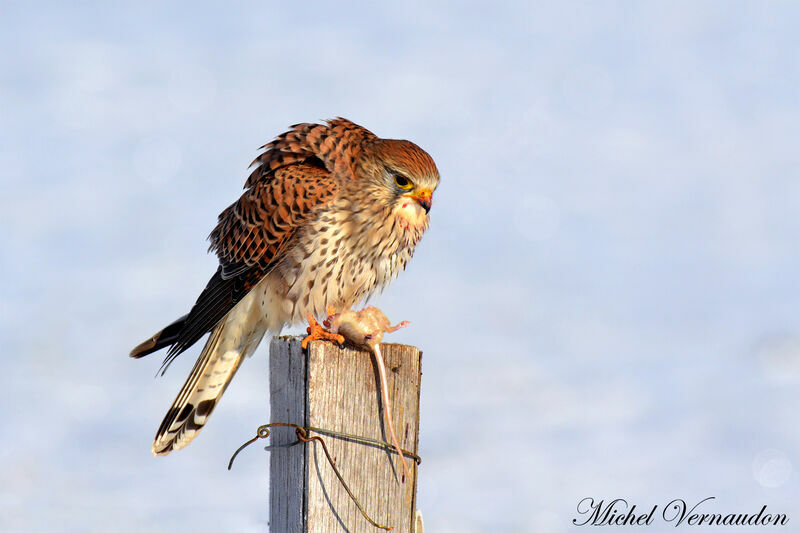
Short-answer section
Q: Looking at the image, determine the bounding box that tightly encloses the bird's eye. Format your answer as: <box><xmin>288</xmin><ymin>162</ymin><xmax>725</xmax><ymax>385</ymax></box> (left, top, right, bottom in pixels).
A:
<box><xmin>394</xmin><ymin>174</ymin><xmax>413</xmax><ymax>189</ymax></box>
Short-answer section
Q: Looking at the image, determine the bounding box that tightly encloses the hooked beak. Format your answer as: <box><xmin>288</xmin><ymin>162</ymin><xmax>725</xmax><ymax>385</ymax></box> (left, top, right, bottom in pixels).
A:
<box><xmin>407</xmin><ymin>189</ymin><xmax>433</xmax><ymax>213</ymax></box>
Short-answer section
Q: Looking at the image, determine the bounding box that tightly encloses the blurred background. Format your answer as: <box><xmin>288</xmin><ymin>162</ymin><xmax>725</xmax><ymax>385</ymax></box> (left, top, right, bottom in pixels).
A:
<box><xmin>2</xmin><ymin>2</ymin><xmax>799</xmax><ymax>531</ymax></box>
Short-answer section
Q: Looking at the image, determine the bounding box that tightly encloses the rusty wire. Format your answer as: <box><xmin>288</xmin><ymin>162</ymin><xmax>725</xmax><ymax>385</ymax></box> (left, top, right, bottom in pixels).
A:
<box><xmin>227</xmin><ymin>422</ymin><xmax>422</xmax><ymax>531</ymax></box>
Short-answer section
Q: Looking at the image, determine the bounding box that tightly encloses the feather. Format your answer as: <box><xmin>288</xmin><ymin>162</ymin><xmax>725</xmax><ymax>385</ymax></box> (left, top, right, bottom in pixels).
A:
<box><xmin>152</xmin><ymin>290</ymin><xmax>267</xmax><ymax>455</ymax></box>
<box><xmin>130</xmin><ymin>314</ymin><xmax>187</xmax><ymax>359</ymax></box>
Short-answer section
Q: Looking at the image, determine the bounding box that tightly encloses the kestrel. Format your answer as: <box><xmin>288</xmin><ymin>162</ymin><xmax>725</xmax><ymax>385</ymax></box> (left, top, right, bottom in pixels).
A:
<box><xmin>131</xmin><ymin>118</ymin><xmax>439</xmax><ymax>456</ymax></box>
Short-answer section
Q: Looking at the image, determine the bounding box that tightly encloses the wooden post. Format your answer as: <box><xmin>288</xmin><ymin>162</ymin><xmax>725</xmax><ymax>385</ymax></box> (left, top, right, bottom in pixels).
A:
<box><xmin>269</xmin><ymin>336</ymin><xmax>422</xmax><ymax>532</ymax></box>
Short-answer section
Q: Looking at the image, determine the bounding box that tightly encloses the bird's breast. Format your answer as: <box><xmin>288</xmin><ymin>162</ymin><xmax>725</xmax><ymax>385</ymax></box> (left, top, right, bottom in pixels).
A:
<box><xmin>275</xmin><ymin>206</ymin><xmax>423</xmax><ymax>324</ymax></box>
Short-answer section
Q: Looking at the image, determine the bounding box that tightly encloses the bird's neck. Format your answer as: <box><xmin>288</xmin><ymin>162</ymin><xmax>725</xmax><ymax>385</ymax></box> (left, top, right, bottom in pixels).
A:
<box><xmin>391</xmin><ymin>205</ymin><xmax>428</xmax><ymax>248</ymax></box>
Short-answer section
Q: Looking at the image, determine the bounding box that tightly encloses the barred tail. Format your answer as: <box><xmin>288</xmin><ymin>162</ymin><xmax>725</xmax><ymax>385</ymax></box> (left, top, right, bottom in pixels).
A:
<box><xmin>152</xmin><ymin>310</ymin><xmax>266</xmax><ymax>456</ymax></box>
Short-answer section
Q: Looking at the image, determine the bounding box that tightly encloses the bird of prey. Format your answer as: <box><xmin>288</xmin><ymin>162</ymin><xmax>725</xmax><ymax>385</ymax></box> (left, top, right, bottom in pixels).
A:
<box><xmin>131</xmin><ymin>118</ymin><xmax>439</xmax><ymax>456</ymax></box>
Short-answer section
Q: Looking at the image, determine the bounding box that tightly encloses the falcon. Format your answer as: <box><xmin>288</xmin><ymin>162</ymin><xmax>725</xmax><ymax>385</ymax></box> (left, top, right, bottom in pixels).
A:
<box><xmin>131</xmin><ymin>118</ymin><xmax>439</xmax><ymax>456</ymax></box>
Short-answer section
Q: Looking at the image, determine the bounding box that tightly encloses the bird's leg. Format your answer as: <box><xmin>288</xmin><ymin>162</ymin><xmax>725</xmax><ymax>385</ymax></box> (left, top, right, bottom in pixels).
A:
<box><xmin>301</xmin><ymin>312</ymin><xmax>345</xmax><ymax>349</ymax></box>
<box><xmin>321</xmin><ymin>305</ymin><xmax>340</xmax><ymax>329</ymax></box>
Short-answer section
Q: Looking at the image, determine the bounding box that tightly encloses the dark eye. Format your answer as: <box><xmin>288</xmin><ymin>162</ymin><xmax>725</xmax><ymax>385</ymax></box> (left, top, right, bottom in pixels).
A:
<box><xmin>394</xmin><ymin>174</ymin><xmax>413</xmax><ymax>189</ymax></box>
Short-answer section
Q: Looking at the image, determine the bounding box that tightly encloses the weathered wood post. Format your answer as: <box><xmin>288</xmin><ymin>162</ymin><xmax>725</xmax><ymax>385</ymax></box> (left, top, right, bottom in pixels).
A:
<box><xmin>269</xmin><ymin>336</ymin><xmax>422</xmax><ymax>532</ymax></box>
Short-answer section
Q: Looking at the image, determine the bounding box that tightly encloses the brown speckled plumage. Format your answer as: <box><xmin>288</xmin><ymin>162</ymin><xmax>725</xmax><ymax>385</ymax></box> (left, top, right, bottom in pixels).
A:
<box><xmin>131</xmin><ymin>118</ymin><xmax>439</xmax><ymax>455</ymax></box>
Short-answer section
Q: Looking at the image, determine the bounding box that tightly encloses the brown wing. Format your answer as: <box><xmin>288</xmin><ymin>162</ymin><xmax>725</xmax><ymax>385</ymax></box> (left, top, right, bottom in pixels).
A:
<box><xmin>210</xmin><ymin>161</ymin><xmax>334</xmax><ymax>278</ymax></box>
<box><xmin>147</xmin><ymin>119</ymin><xmax>376</xmax><ymax>369</ymax></box>
<box><xmin>209</xmin><ymin>117</ymin><xmax>376</xmax><ymax>281</ymax></box>
<box><xmin>161</xmin><ymin>163</ymin><xmax>337</xmax><ymax>368</ymax></box>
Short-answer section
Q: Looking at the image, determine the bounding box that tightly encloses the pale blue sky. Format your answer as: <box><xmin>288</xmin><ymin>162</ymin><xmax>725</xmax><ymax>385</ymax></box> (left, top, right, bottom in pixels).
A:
<box><xmin>2</xmin><ymin>2</ymin><xmax>799</xmax><ymax>532</ymax></box>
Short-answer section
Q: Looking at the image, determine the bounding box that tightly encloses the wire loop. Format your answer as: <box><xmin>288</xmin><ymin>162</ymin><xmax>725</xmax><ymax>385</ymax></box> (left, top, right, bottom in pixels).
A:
<box><xmin>228</xmin><ymin>422</ymin><xmax>422</xmax><ymax>531</ymax></box>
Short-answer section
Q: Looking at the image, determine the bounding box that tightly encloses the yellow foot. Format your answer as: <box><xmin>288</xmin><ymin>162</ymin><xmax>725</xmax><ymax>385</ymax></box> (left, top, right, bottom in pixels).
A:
<box><xmin>301</xmin><ymin>313</ymin><xmax>345</xmax><ymax>349</ymax></box>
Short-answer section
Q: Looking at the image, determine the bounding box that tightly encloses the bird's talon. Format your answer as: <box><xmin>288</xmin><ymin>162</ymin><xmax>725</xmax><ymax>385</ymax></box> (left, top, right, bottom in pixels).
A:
<box><xmin>302</xmin><ymin>313</ymin><xmax>345</xmax><ymax>349</ymax></box>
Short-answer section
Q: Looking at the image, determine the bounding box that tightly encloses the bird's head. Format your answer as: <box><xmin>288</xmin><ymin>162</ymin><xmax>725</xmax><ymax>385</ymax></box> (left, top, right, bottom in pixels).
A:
<box><xmin>361</xmin><ymin>138</ymin><xmax>439</xmax><ymax>227</ymax></box>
